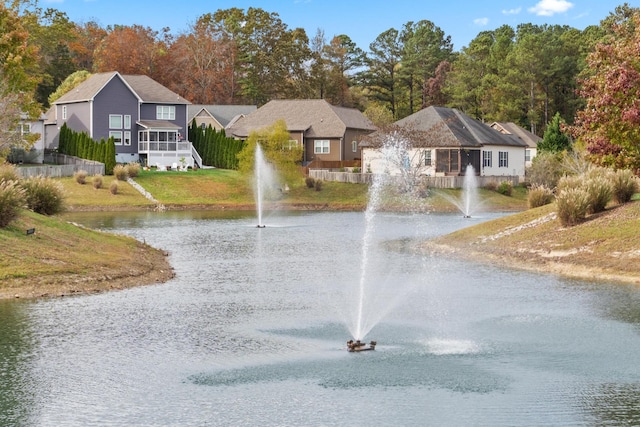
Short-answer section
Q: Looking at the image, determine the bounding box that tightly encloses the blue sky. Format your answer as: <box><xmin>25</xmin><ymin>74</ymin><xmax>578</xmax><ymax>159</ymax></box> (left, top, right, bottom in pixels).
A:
<box><xmin>45</xmin><ymin>0</ymin><xmax>633</xmax><ymax>51</ymax></box>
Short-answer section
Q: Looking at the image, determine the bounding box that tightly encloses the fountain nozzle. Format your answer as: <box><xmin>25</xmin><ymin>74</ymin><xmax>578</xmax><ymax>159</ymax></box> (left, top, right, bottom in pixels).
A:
<box><xmin>347</xmin><ymin>339</ymin><xmax>377</xmax><ymax>352</ymax></box>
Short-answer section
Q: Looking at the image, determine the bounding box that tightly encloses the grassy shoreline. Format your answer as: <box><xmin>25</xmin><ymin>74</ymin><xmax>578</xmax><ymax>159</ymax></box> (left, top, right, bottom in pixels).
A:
<box><xmin>423</xmin><ymin>200</ymin><xmax>640</xmax><ymax>286</ymax></box>
<box><xmin>0</xmin><ymin>210</ymin><xmax>174</xmax><ymax>299</ymax></box>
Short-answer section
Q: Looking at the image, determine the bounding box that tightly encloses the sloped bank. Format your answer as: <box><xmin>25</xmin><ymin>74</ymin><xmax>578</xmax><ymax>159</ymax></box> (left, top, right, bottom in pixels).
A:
<box><xmin>421</xmin><ymin>202</ymin><xmax>640</xmax><ymax>285</ymax></box>
<box><xmin>0</xmin><ymin>211</ymin><xmax>174</xmax><ymax>299</ymax></box>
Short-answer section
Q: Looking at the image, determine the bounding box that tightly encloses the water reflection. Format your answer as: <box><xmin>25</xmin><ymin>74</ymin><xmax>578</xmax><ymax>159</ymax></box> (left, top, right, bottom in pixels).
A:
<box><xmin>2</xmin><ymin>210</ymin><xmax>640</xmax><ymax>426</ymax></box>
<box><xmin>0</xmin><ymin>301</ymin><xmax>35</xmax><ymax>426</ymax></box>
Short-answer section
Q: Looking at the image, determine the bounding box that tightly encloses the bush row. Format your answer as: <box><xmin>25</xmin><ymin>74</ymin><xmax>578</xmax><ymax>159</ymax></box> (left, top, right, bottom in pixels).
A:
<box><xmin>0</xmin><ymin>164</ymin><xmax>66</xmax><ymax>227</ymax></box>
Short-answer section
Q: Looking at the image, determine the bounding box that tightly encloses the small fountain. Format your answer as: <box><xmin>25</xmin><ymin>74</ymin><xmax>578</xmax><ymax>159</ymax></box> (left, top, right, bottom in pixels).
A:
<box><xmin>253</xmin><ymin>144</ymin><xmax>278</xmax><ymax>228</ymax></box>
<box><xmin>439</xmin><ymin>164</ymin><xmax>481</xmax><ymax>218</ymax></box>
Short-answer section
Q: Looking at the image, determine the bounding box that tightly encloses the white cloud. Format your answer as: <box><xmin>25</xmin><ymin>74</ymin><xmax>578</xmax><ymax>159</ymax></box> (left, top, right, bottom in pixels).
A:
<box><xmin>502</xmin><ymin>7</ymin><xmax>522</xmax><ymax>15</ymax></box>
<box><xmin>528</xmin><ymin>0</ymin><xmax>574</xmax><ymax>16</ymax></box>
<box><xmin>474</xmin><ymin>17</ymin><xmax>489</xmax><ymax>26</ymax></box>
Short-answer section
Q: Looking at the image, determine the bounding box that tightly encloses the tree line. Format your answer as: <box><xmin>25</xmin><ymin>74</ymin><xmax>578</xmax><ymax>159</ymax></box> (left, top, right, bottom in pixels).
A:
<box><xmin>1</xmin><ymin>1</ymin><xmax>640</xmax><ymax>171</ymax></box>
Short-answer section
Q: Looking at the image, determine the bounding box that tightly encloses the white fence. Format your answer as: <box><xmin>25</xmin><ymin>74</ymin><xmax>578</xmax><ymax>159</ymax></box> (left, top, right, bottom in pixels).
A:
<box><xmin>308</xmin><ymin>170</ymin><xmax>520</xmax><ymax>188</ymax></box>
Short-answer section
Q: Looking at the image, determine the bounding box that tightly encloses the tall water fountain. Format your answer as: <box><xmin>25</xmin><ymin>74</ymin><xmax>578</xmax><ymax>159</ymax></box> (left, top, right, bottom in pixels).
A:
<box><xmin>253</xmin><ymin>144</ymin><xmax>278</xmax><ymax>228</ymax></box>
<box><xmin>347</xmin><ymin>134</ymin><xmax>418</xmax><ymax>343</ymax></box>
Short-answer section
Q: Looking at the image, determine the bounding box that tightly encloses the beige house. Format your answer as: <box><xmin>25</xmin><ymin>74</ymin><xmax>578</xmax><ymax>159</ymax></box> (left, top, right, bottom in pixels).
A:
<box><xmin>188</xmin><ymin>105</ymin><xmax>257</xmax><ymax>132</ymax></box>
<box><xmin>226</xmin><ymin>99</ymin><xmax>376</xmax><ymax>164</ymax></box>
<box><xmin>489</xmin><ymin>122</ymin><xmax>541</xmax><ymax>167</ymax></box>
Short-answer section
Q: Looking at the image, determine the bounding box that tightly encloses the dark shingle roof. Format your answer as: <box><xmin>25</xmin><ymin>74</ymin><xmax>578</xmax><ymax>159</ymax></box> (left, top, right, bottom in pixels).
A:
<box><xmin>362</xmin><ymin>106</ymin><xmax>527</xmax><ymax>149</ymax></box>
<box><xmin>490</xmin><ymin>122</ymin><xmax>541</xmax><ymax>148</ymax></box>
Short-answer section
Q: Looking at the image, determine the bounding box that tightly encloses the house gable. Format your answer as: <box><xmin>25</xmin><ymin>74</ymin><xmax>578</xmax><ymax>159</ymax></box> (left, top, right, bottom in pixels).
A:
<box><xmin>48</xmin><ymin>71</ymin><xmax>192</xmax><ymax>164</ymax></box>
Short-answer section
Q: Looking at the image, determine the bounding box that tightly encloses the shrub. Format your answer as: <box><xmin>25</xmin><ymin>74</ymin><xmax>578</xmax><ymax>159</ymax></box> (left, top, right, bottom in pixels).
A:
<box><xmin>314</xmin><ymin>179</ymin><xmax>323</xmax><ymax>191</ymax></box>
<box><xmin>496</xmin><ymin>181</ymin><xmax>513</xmax><ymax>196</ymax></box>
<box><xmin>305</xmin><ymin>176</ymin><xmax>315</xmax><ymax>188</ymax></box>
<box><xmin>484</xmin><ymin>181</ymin><xmax>498</xmax><ymax>191</ymax></box>
<box><xmin>92</xmin><ymin>174</ymin><xmax>103</xmax><ymax>189</ymax></box>
<box><xmin>125</xmin><ymin>162</ymin><xmax>141</xmax><ymax>178</ymax></box>
<box><xmin>74</xmin><ymin>170</ymin><xmax>88</xmax><ymax>184</ymax></box>
<box><xmin>0</xmin><ymin>163</ymin><xmax>20</xmax><ymax>183</ymax></box>
<box><xmin>21</xmin><ymin>176</ymin><xmax>66</xmax><ymax>215</ymax></box>
<box><xmin>526</xmin><ymin>151</ymin><xmax>564</xmax><ymax>189</ymax></box>
<box><xmin>611</xmin><ymin>169</ymin><xmax>639</xmax><ymax>204</ymax></box>
<box><xmin>0</xmin><ymin>180</ymin><xmax>26</xmax><ymax>227</ymax></box>
<box><xmin>556</xmin><ymin>186</ymin><xmax>590</xmax><ymax>226</ymax></box>
<box><xmin>528</xmin><ymin>184</ymin><xmax>554</xmax><ymax>208</ymax></box>
<box><xmin>109</xmin><ymin>180</ymin><xmax>119</xmax><ymax>195</ymax></box>
<box><xmin>113</xmin><ymin>164</ymin><xmax>128</xmax><ymax>181</ymax></box>
<box><xmin>583</xmin><ymin>168</ymin><xmax>612</xmax><ymax>214</ymax></box>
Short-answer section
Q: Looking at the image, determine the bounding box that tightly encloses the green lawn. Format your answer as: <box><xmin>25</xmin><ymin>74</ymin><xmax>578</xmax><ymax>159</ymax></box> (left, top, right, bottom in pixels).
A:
<box><xmin>57</xmin><ymin>167</ymin><xmax>529</xmax><ymax>212</ymax></box>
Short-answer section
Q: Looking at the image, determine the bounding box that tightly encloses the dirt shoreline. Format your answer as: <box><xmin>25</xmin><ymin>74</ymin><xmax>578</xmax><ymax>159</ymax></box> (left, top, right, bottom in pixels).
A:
<box><xmin>420</xmin><ymin>240</ymin><xmax>640</xmax><ymax>286</ymax></box>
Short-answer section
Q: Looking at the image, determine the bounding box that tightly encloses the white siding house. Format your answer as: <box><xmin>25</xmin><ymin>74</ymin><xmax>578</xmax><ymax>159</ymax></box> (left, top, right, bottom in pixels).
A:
<box><xmin>361</xmin><ymin>106</ymin><xmax>528</xmax><ymax>180</ymax></box>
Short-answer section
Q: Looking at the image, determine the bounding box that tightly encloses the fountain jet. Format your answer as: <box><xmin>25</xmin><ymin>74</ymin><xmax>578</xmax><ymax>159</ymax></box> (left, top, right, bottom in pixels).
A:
<box><xmin>253</xmin><ymin>144</ymin><xmax>278</xmax><ymax>228</ymax></box>
<box><xmin>439</xmin><ymin>164</ymin><xmax>481</xmax><ymax>218</ymax></box>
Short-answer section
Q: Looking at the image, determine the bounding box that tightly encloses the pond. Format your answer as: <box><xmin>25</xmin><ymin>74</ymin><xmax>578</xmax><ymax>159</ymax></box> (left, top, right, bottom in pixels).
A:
<box><xmin>1</xmin><ymin>210</ymin><xmax>640</xmax><ymax>426</ymax></box>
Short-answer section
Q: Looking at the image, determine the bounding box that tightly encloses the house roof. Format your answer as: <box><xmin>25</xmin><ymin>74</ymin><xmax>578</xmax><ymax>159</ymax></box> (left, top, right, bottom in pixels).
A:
<box><xmin>138</xmin><ymin>120</ymin><xmax>182</xmax><ymax>130</ymax></box>
<box><xmin>226</xmin><ymin>99</ymin><xmax>376</xmax><ymax>139</ymax></box>
<box><xmin>187</xmin><ymin>105</ymin><xmax>257</xmax><ymax>128</ymax></box>
<box><xmin>490</xmin><ymin>122</ymin><xmax>541</xmax><ymax>148</ymax></box>
<box><xmin>361</xmin><ymin>106</ymin><xmax>527</xmax><ymax>149</ymax></box>
<box><xmin>54</xmin><ymin>72</ymin><xmax>191</xmax><ymax>105</ymax></box>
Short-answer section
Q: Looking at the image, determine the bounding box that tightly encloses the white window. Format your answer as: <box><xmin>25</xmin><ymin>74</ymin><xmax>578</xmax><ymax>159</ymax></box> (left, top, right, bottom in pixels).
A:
<box><xmin>124</xmin><ymin>115</ymin><xmax>131</xmax><ymax>129</ymax></box>
<box><xmin>109</xmin><ymin>114</ymin><xmax>122</xmax><ymax>129</ymax></box>
<box><xmin>124</xmin><ymin>131</ymin><xmax>131</xmax><ymax>146</ymax></box>
<box><xmin>352</xmin><ymin>141</ymin><xmax>358</xmax><ymax>153</ymax></box>
<box><xmin>423</xmin><ymin>150</ymin><xmax>432</xmax><ymax>166</ymax></box>
<box><xmin>19</xmin><ymin>123</ymin><xmax>31</xmax><ymax>135</ymax></box>
<box><xmin>499</xmin><ymin>151</ymin><xmax>508</xmax><ymax>167</ymax></box>
<box><xmin>525</xmin><ymin>149</ymin><xmax>531</xmax><ymax>162</ymax></box>
<box><xmin>483</xmin><ymin>151</ymin><xmax>492</xmax><ymax>168</ymax></box>
<box><xmin>62</xmin><ymin>105</ymin><xmax>67</xmax><ymax>120</ymax></box>
<box><xmin>156</xmin><ymin>106</ymin><xmax>175</xmax><ymax>120</ymax></box>
<box><xmin>286</xmin><ymin>140</ymin><xmax>298</xmax><ymax>150</ymax></box>
<box><xmin>314</xmin><ymin>140</ymin><xmax>330</xmax><ymax>154</ymax></box>
<box><xmin>110</xmin><ymin>131</ymin><xmax>123</xmax><ymax>145</ymax></box>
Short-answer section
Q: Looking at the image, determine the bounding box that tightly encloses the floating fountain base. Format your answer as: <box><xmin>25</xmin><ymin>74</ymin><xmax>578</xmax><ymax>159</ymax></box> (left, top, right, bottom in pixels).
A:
<box><xmin>463</xmin><ymin>215</ymin><xmax>471</xmax><ymax>218</ymax></box>
<box><xmin>256</xmin><ymin>225</ymin><xmax>266</xmax><ymax>228</ymax></box>
<box><xmin>347</xmin><ymin>340</ymin><xmax>377</xmax><ymax>352</ymax></box>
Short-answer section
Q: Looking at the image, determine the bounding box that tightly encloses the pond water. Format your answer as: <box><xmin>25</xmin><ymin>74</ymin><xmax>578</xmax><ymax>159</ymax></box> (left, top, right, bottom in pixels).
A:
<box><xmin>1</xmin><ymin>210</ymin><xmax>640</xmax><ymax>426</ymax></box>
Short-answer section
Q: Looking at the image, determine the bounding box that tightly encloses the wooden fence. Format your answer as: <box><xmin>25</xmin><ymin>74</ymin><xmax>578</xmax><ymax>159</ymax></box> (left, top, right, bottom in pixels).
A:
<box><xmin>16</xmin><ymin>154</ymin><xmax>105</xmax><ymax>178</ymax></box>
<box><xmin>308</xmin><ymin>170</ymin><xmax>520</xmax><ymax>188</ymax></box>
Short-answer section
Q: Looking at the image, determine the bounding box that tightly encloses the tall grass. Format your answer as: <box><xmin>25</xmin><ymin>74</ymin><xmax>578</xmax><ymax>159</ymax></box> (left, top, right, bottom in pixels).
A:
<box><xmin>21</xmin><ymin>176</ymin><xmax>66</xmax><ymax>215</ymax></box>
<box><xmin>611</xmin><ymin>169</ymin><xmax>639</xmax><ymax>204</ymax></box>
<box><xmin>528</xmin><ymin>184</ymin><xmax>554</xmax><ymax>208</ymax></box>
<box><xmin>0</xmin><ymin>180</ymin><xmax>26</xmax><ymax>227</ymax></box>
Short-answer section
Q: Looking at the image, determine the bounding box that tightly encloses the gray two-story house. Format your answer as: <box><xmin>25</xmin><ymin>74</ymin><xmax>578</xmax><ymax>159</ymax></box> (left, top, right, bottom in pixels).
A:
<box><xmin>45</xmin><ymin>71</ymin><xmax>200</xmax><ymax>168</ymax></box>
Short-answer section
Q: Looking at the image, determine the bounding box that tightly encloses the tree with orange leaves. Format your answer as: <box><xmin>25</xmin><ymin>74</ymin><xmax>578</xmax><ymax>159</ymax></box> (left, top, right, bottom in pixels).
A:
<box><xmin>93</xmin><ymin>24</ymin><xmax>169</xmax><ymax>80</ymax></box>
<box><xmin>159</xmin><ymin>16</ymin><xmax>236</xmax><ymax>104</ymax></box>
